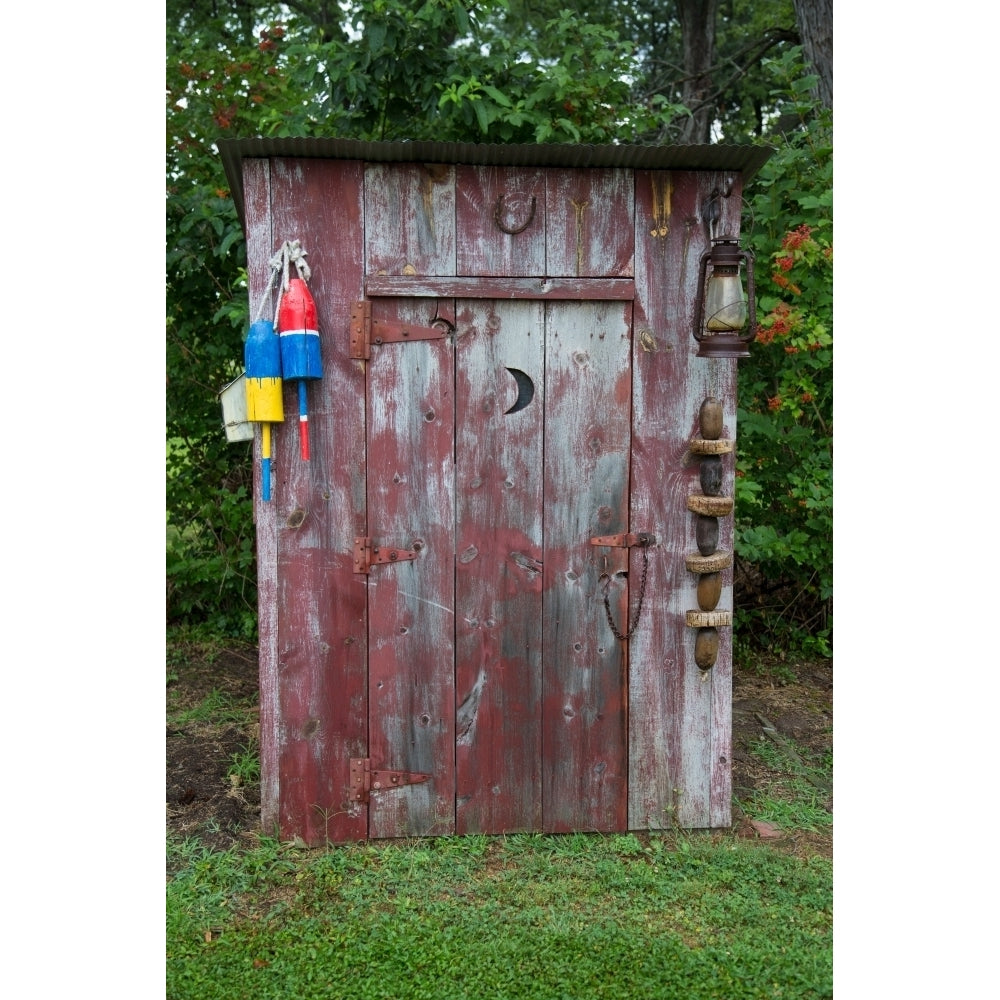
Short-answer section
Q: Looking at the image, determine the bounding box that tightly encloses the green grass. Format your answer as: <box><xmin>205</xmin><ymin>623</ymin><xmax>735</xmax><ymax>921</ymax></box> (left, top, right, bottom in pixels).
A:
<box><xmin>167</xmin><ymin>832</ymin><xmax>832</xmax><ymax>999</ymax></box>
<box><xmin>745</xmin><ymin>735</ymin><xmax>833</xmax><ymax>833</ymax></box>
<box><xmin>168</xmin><ymin>687</ymin><xmax>257</xmax><ymax>728</ymax></box>
<box><xmin>228</xmin><ymin>743</ymin><xmax>261</xmax><ymax>786</ymax></box>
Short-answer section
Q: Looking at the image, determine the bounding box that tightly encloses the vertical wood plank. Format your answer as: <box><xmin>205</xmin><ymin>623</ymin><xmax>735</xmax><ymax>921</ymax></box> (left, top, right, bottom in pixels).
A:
<box><xmin>454</xmin><ymin>299</ymin><xmax>545</xmax><ymax>834</ymax></box>
<box><xmin>456</xmin><ymin>166</ymin><xmax>546</xmax><ymax>276</ymax></box>
<box><xmin>243</xmin><ymin>157</ymin><xmax>280</xmax><ymax>835</ymax></box>
<box><xmin>365</xmin><ymin>163</ymin><xmax>457</xmax><ymax>838</ymax></box>
<box><xmin>365</xmin><ymin>314</ymin><xmax>456</xmax><ymax>838</ymax></box>
<box><xmin>545</xmin><ymin>168</ymin><xmax>634</xmax><ymax>277</ymax></box>
<box><xmin>364</xmin><ymin>163</ymin><xmax>456</xmax><ymax>275</ymax></box>
<box><xmin>542</xmin><ymin>298</ymin><xmax>632</xmax><ymax>833</ymax></box>
<box><xmin>263</xmin><ymin>157</ymin><xmax>369</xmax><ymax>845</ymax></box>
<box><xmin>629</xmin><ymin>169</ymin><xmax>740</xmax><ymax>830</ymax></box>
<box><xmin>707</xmin><ymin>177</ymin><xmax>743</xmax><ymax>828</ymax></box>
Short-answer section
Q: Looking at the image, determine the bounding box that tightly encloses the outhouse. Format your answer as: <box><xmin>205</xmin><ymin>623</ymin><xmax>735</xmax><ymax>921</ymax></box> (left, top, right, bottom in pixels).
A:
<box><xmin>219</xmin><ymin>137</ymin><xmax>771</xmax><ymax>846</ymax></box>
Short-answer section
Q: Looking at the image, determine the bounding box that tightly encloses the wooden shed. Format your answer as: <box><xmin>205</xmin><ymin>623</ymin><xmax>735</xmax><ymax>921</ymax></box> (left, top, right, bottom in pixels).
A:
<box><xmin>219</xmin><ymin>137</ymin><xmax>771</xmax><ymax>846</ymax></box>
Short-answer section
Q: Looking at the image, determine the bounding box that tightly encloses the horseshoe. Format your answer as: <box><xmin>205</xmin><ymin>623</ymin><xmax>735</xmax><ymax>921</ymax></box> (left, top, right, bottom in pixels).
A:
<box><xmin>493</xmin><ymin>194</ymin><xmax>537</xmax><ymax>234</ymax></box>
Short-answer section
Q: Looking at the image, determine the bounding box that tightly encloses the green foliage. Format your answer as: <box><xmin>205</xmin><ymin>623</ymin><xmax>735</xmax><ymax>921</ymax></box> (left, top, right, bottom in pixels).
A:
<box><xmin>258</xmin><ymin>3</ymin><xmax>687</xmax><ymax>144</ymax></box>
<box><xmin>167</xmin><ymin>832</ymin><xmax>832</xmax><ymax>998</ymax></box>
<box><xmin>434</xmin><ymin>11</ymin><xmax>689</xmax><ymax>144</ymax></box>
<box><xmin>166</xmin><ymin>18</ymin><xmax>290</xmax><ymax>634</ymax></box>
<box><xmin>737</xmin><ymin>47</ymin><xmax>833</xmax><ymax>656</ymax></box>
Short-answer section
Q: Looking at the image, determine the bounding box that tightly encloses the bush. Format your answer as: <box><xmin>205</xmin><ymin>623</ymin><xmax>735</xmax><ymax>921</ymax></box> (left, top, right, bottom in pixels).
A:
<box><xmin>736</xmin><ymin>49</ymin><xmax>833</xmax><ymax>657</ymax></box>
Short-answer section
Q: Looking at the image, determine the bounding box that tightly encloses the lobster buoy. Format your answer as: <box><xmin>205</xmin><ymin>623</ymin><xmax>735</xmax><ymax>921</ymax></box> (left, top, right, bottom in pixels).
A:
<box><xmin>278</xmin><ymin>277</ymin><xmax>322</xmax><ymax>461</ymax></box>
<box><xmin>244</xmin><ymin>318</ymin><xmax>284</xmax><ymax>501</ymax></box>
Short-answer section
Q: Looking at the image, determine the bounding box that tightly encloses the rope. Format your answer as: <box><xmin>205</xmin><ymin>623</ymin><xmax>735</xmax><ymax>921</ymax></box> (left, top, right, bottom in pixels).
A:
<box><xmin>251</xmin><ymin>240</ymin><xmax>311</xmax><ymax>324</ymax></box>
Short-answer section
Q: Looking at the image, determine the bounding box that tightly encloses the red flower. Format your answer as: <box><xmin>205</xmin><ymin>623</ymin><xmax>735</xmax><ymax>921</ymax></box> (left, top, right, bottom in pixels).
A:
<box><xmin>784</xmin><ymin>345</ymin><xmax>799</xmax><ymax>354</ymax></box>
<box><xmin>801</xmin><ymin>392</ymin><xmax>814</xmax><ymax>403</ymax></box>
<box><xmin>781</xmin><ymin>224</ymin><xmax>813</xmax><ymax>251</ymax></box>
<box><xmin>777</xmin><ymin>255</ymin><xmax>795</xmax><ymax>272</ymax></box>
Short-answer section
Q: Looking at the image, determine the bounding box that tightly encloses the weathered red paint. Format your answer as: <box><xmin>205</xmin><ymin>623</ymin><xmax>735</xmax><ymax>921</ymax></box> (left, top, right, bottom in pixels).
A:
<box><xmin>455</xmin><ymin>299</ymin><xmax>545</xmax><ymax>834</ymax></box>
<box><xmin>241</xmin><ymin>150</ymin><xmax>743</xmax><ymax>845</ymax></box>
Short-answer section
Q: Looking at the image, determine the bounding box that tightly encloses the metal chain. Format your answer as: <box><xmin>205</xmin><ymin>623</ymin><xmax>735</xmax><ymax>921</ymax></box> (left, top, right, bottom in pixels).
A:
<box><xmin>602</xmin><ymin>542</ymin><xmax>650</xmax><ymax>642</ymax></box>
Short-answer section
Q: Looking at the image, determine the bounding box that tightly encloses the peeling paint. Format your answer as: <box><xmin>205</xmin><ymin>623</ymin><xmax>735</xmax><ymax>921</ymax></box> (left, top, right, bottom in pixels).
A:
<box><xmin>457</xmin><ymin>670</ymin><xmax>487</xmax><ymax>744</ymax></box>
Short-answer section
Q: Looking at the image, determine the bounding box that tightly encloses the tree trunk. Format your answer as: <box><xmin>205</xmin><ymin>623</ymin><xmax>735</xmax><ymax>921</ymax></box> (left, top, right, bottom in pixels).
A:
<box><xmin>793</xmin><ymin>0</ymin><xmax>833</xmax><ymax>109</ymax></box>
<box><xmin>676</xmin><ymin>0</ymin><xmax>719</xmax><ymax>143</ymax></box>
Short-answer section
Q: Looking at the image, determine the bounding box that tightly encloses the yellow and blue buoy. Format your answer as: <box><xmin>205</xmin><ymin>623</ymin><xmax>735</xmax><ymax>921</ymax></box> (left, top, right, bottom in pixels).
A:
<box><xmin>244</xmin><ymin>318</ymin><xmax>284</xmax><ymax>501</ymax></box>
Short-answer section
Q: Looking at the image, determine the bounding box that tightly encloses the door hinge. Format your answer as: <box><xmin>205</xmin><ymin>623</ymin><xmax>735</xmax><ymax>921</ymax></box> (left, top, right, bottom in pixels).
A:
<box><xmin>349</xmin><ymin>300</ymin><xmax>451</xmax><ymax>360</ymax></box>
<box><xmin>353</xmin><ymin>536</ymin><xmax>420</xmax><ymax>574</ymax></box>
<box><xmin>350</xmin><ymin>758</ymin><xmax>431</xmax><ymax>803</ymax></box>
<box><xmin>589</xmin><ymin>531</ymin><xmax>656</xmax><ymax>548</ymax></box>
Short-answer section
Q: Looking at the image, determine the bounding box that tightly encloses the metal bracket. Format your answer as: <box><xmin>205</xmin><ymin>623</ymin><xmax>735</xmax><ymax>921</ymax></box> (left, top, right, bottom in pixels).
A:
<box><xmin>353</xmin><ymin>536</ymin><xmax>420</xmax><ymax>574</ymax></box>
<box><xmin>589</xmin><ymin>531</ymin><xmax>656</xmax><ymax>548</ymax></box>
<box><xmin>349</xmin><ymin>300</ymin><xmax>451</xmax><ymax>360</ymax></box>
<box><xmin>350</xmin><ymin>758</ymin><xmax>431</xmax><ymax>803</ymax></box>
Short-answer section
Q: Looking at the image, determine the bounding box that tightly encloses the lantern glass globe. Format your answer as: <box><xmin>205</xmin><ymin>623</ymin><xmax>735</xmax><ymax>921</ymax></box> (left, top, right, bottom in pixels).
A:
<box><xmin>703</xmin><ymin>273</ymin><xmax>747</xmax><ymax>332</ymax></box>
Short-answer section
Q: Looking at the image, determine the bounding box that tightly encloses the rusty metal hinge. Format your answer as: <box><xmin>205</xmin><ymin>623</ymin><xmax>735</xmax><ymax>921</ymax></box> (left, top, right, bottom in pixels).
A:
<box><xmin>589</xmin><ymin>531</ymin><xmax>656</xmax><ymax>548</ymax></box>
<box><xmin>350</xmin><ymin>758</ymin><xmax>431</xmax><ymax>803</ymax></box>
<box><xmin>353</xmin><ymin>536</ymin><xmax>420</xmax><ymax>574</ymax></box>
<box><xmin>349</xmin><ymin>300</ymin><xmax>450</xmax><ymax>360</ymax></box>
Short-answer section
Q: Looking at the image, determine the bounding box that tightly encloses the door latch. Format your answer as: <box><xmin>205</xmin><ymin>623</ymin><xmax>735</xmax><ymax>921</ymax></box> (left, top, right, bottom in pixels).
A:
<box><xmin>589</xmin><ymin>531</ymin><xmax>656</xmax><ymax>548</ymax></box>
<box><xmin>591</xmin><ymin>531</ymin><xmax>656</xmax><ymax>642</ymax></box>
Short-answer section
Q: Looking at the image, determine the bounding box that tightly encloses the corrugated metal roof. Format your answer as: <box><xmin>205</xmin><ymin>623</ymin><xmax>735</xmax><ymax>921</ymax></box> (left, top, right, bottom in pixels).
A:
<box><xmin>218</xmin><ymin>136</ymin><xmax>773</xmax><ymax>229</ymax></box>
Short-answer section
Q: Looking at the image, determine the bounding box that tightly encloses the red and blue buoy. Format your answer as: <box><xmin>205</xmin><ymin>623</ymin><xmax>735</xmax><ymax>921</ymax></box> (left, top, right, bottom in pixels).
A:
<box><xmin>244</xmin><ymin>318</ymin><xmax>284</xmax><ymax>501</ymax></box>
<box><xmin>278</xmin><ymin>277</ymin><xmax>322</xmax><ymax>461</ymax></box>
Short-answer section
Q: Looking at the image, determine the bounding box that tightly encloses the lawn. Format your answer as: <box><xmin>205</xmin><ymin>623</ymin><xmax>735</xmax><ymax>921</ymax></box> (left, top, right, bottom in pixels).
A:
<box><xmin>167</xmin><ymin>830</ymin><xmax>831</xmax><ymax>999</ymax></box>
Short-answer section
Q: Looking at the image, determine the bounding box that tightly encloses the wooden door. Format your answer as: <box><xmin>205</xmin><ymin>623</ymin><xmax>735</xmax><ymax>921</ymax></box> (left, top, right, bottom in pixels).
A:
<box><xmin>362</xmin><ymin>292</ymin><xmax>634</xmax><ymax>837</ymax></box>
<box><xmin>361</xmin><ymin>164</ymin><xmax>637</xmax><ymax>837</ymax></box>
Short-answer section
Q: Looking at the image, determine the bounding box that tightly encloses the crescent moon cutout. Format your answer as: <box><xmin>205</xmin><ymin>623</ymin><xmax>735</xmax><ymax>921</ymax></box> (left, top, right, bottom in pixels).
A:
<box><xmin>504</xmin><ymin>368</ymin><xmax>535</xmax><ymax>415</ymax></box>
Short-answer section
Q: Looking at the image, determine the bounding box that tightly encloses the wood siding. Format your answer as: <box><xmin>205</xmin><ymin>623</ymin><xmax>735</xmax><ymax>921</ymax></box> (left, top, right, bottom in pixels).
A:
<box><xmin>245</xmin><ymin>155</ymin><xmax>742</xmax><ymax>844</ymax></box>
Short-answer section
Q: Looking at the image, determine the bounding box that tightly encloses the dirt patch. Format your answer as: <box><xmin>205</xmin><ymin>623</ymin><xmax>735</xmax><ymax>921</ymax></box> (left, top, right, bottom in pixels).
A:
<box><xmin>166</xmin><ymin>643</ymin><xmax>262</xmax><ymax>853</ymax></box>
<box><xmin>166</xmin><ymin>644</ymin><xmax>832</xmax><ymax>857</ymax></box>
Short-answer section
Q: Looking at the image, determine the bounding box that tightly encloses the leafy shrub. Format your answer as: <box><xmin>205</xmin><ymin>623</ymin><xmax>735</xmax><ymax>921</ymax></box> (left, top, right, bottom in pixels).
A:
<box><xmin>737</xmin><ymin>48</ymin><xmax>833</xmax><ymax>656</ymax></box>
